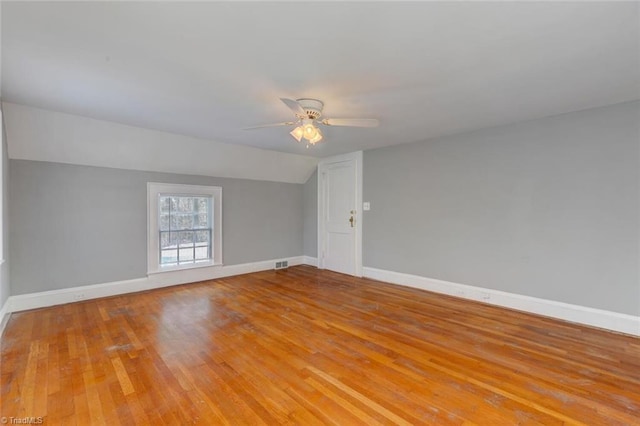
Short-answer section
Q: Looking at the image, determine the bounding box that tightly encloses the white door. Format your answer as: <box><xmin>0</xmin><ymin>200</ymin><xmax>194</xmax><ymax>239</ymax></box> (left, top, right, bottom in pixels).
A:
<box><xmin>318</xmin><ymin>151</ymin><xmax>362</xmax><ymax>276</ymax></box>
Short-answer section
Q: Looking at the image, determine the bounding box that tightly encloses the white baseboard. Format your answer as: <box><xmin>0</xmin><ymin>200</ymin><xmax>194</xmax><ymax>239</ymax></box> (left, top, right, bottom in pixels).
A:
<box><xmin>7</xmin><ymin>260</ymin><xmax>637</xmax><ymax>337</ymax></box>
<box><xmin>363</xmin><ymin>267</ymin><xmax>640</xmax><ymax>337</ymax></box>
<box><xmin>0</xmin><ymin>297</ymin><xmax>10</xmax><ymax>338</ymax></box>
<box><xmin>303</xmin><ymin>256</ymin><xmax>318</xmax><ymax>267</ymax></box>
<box><xmin>7</xmin><ymin>256</ymin><xmax>306</xmax><ymax>314</ymax></box>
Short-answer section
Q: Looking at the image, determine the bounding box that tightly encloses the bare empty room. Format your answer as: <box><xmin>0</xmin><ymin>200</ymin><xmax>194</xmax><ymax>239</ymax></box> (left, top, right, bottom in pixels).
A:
<box><xmin>0</xmin><ymin>1</ymin><xmax>639</xmax><ymax>425</ymax></box>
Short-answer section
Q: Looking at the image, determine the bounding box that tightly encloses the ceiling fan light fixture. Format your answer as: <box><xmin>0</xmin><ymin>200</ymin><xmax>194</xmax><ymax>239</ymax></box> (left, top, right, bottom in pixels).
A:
<box><xmin>291</xmin><ymin>120</ymin><xmax>322</xmax><ymax>144</ymax></box>
<box><xmin>250</xmin><ymin>98</ymin><xmax>379</xmax><ymax>147</ymax></box>
<box><xmin>303</xmin><ymin>123</ymin><xmax>317</xmax><ymax>137</ymax></box>
<box><xmin>290</xmin><ymin>126</ymin><xmax>304</xmax><ymax>142</ymax></box>
<box><xmin>309</xmin><ymin>128</ymin><xmax>323</xmax><ymax>144</ymax></box>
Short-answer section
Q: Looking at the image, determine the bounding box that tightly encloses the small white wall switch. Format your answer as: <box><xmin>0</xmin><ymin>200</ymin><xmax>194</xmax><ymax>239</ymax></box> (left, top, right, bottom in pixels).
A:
<box><xmin>363</xmin><ymin>202</ymin><xmax>371</xmax><ymax>211</ymax></box>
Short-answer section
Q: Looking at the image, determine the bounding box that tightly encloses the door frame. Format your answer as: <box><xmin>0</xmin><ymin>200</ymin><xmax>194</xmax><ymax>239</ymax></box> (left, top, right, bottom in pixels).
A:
<box><xmin>317</xmin><ymin>151</ymin><xmax>363</xmax><ymax>277</ymax></box>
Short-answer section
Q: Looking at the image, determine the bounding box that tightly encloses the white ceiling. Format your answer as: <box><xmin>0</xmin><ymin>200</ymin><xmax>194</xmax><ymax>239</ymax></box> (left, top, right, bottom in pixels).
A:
<box><xmin>2</xmin><ymin>1</ymin><xmax>639</xmax><ymax>158</ymax></box>
<box><xmin>3</xmin><ymin>102</ymin><xmax>319</xmax><ymax>184</ymax></box>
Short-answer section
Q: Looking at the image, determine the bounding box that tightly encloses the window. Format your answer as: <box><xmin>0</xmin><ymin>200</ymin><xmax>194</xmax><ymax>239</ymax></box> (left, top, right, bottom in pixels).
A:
<box><xmin>148</xmin><ymin>183</ymin><xmax>222</xmax><ymax>273</ymax></box>
<box><xmin>159</xmin><ymin>195</ymin><xmax>211</xmax><ymax>266</ymax></box>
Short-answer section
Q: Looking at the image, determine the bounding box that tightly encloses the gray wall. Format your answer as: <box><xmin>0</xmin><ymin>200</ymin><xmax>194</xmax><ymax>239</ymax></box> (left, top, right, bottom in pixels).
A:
<box><xmin>8</xmin><ymin>100</ymin><xmax>640</xmax><ymax>317</ymax></box>
<box><xmin>0</xmin><ymin>112</ymin><xmax>9</xmax><ymax>313</ymax></box>
<box><xmin>363</xmin><ymin>101</ymin><xmax>639</xmax><ymax>315</ymax></box>
<box><xmin>10</xmin><ymin>160</ymin><xmax>303</xmax><ymax>295</ymax></box>
<box><xmin>303</xmin><ymin>170</ymin><xmax>317</xmax><ymax>257</ymax></box>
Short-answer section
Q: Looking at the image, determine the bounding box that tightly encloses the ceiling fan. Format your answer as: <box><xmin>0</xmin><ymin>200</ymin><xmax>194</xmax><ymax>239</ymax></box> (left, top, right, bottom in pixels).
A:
<box><xmin>247</xmin><ymin>98</ymin><xmax>379</xmax><ymax>147</ymax></box>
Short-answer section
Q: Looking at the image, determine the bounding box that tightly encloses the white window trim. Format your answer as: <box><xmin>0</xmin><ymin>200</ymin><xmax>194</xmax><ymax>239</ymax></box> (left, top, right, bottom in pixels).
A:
<box><xmin>147</xmin><ymin>182</ymin><xmax>222</xmax><ymax>274</ymax></box>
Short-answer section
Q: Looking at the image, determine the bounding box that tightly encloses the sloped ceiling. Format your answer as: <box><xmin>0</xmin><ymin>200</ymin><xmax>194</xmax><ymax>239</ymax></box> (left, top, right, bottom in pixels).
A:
<box><xmin>2</xmin><ymin>1</ymin><xmax>639</xmax><ymax>164</ymax></box>
<box><xmin>3</xmin><ymin>102</ymin><xmax>318</xmax><ymax>184</ymax></box>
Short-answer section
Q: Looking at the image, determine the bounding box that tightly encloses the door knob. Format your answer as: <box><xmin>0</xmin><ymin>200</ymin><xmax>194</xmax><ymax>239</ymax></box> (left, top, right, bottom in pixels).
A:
<box><xmin>349</xmin><ymin>215</ymin><xmax>354</xmax><ymax>227</ymax></box>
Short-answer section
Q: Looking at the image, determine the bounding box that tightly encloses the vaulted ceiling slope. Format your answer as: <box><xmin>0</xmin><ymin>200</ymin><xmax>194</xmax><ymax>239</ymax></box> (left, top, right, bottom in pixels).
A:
<box><xmin>2</xmin><ymin>2</ymin><xmax>639</xmax><ymax>162</ymax></box>
<box><xmin>2</xmin><ymin>102</ymin><xmax>318</xmax><ymax>184</ymax></box>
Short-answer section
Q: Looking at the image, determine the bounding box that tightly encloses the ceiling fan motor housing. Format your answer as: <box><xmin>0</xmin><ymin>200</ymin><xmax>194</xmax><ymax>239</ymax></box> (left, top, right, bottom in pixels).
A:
<box><xmin>297</xmin><ymin>98</ymin><xmax>324</xmax><ymax>119</ymax></box>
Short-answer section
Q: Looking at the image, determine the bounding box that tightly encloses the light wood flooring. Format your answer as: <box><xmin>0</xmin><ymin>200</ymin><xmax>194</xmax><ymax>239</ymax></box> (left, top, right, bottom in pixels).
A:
<box><xmin>1</xmin><ymin>266</ymin><xmax>639</xmax><ymax>425</ymax></box>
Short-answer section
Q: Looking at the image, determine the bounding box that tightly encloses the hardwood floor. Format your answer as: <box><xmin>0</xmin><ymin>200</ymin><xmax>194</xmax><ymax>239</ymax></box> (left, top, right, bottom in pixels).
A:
<box><xmin>1</xmin><ymin>266</ymin><xmax>639</xmax><ymax>425</ymax></box>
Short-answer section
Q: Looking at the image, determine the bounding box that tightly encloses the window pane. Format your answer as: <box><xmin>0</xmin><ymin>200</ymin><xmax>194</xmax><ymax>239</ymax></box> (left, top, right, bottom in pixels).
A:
<box><xmin>195</xmin><ymin>246</ymin><xmax>209</xmax><ymax>260</ymax></box>
<box><xmin>160</xmin><ymin>231</ymin><xmax>171</xmax><ymax>249</ymax></box>
<box><xmin>161</xmin><ymin>249</ymin><xmax>177</xmax><ymax>264</ymax></box>
<box><xmin>159</xmin><ymin>214</ymin><xmax>170</xmax><ymax>231</ymax></box>
<box><xmin>178</xmin><ymin>213</ymin><xmax>194</xmax><ymax>230</ymax></box>
<box><xmin>179</xmin><ymin>248</ymin><xmax>194</xmax><ymax>262</ymax></box>
<box><xmin>179</xmin><ymin>231</ymin><xmax>194</xmax><ymax>245</ymax></box>
<box><xmin>196</xmin><ymin>230</ymin><xmax>210</xmax><ymax>243</ymax></box>
<box><xmin>177</xmin><ymin>197</ymin><xmax>193</xmax><ymax>212</ymax></box>
<box><xmin>160</xmin><ymin>196</ymin><xmax>171</xmax><ymax>213</ymax></box>
<box><xmin>195</xmin><ymin>213</ymin><xmax>208</xmax><ymax>228</ymax></box>
<box><xmin>169</xmin><ymin>213</ymin><xmax>192</xmax><ymax>230</ymax></box>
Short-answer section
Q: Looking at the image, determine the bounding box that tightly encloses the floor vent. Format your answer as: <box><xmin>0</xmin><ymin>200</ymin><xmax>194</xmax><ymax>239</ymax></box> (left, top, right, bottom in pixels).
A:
<box><xmin>275</xmin><ymin>260</ymin><xmax>289</xmax><ymax>270</ymax></box>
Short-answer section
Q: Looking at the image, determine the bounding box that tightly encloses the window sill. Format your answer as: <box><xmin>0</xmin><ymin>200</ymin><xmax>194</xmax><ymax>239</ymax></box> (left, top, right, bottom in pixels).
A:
<box><xmin>148</xmin><ymin>261</ymin><xmax>223</xmax><ymax>276</ymax></box>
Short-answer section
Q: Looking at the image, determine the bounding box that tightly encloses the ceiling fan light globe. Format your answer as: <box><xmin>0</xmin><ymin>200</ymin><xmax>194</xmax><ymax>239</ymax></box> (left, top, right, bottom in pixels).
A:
<box><xmin>290</xmin><ymin>126</ymin><xmax>304</xmax><ymax>142</ymax></box>
<box><xmin>303</xmin><ymin>123</ymin><xmax>317</xmax><ymax>138</ymax></box>
<box><xmin>309</xmin><ymin>129</ymin><xmax>323</xmax><ymax>144</ymax></box>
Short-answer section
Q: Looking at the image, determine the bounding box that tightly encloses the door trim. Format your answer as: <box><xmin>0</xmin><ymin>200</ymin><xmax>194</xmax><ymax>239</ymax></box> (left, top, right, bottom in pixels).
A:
<box><xmin>317</xmin><ymin>151</ymin><xmax>363</xmax><ymax>277</ymax></box>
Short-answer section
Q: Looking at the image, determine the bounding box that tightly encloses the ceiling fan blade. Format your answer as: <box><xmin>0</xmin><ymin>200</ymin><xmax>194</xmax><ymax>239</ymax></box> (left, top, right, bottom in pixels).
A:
<box><xmin>280</xmin><ymin>98</ymin><xmax>307</xmax><ymax>117</ymax></box>
<box><xmin>321</xmin><ymin>118</ymin><xmax>379</xmax><ymax>127</ymax></box>
<box><xmin>244</xmin><ymin>121</ymin><xmax>295</xmax><ymax>130</ymax></box>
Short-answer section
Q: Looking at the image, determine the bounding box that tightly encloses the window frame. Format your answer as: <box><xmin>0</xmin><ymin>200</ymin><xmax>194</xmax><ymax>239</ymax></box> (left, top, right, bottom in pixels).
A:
<box><xmin>147</xmin><ymin>182</ymin><xmax>222</xmax><ymax>274</ymax></box>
